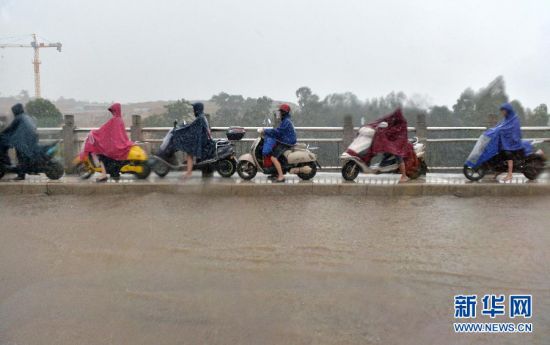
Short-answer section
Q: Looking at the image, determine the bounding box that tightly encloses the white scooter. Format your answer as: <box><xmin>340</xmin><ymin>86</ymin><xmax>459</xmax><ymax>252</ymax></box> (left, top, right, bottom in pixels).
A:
<box><xmin>340</xmin><ymin>122</ymin><xmax>427</xmax><ymax>181</ymax></box>
<box><xmin>236</xmin><ymin>125</ymin><xmax>320</xmax><ymax>181</ymax></box>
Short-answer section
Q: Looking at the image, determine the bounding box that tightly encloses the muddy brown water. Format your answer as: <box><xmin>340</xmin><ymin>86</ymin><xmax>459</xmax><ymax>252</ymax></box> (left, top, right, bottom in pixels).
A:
<box><xmin>0</xmin><ymin>194</ymin><xmax>548</xmax><ymax>345</ymax></box>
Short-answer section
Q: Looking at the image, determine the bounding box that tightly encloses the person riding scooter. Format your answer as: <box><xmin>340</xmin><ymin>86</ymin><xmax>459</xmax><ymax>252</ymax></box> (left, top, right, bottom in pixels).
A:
<box><xmin>367</xmin><ymin>109</ymin><xmax>410</xmax><ymax>183</ymax></box>
<box><xmin>258</xmin><ymin>103</ymin><xmax>297</xmax><ymax>183</ymax></box>
<box><xmin>170</xmin><ymin>102</ymin><xmax>214</xmax><ymax>180</ymax></box>
<box><xmin>81</xmin><ymin>103</ymin><xmax>134</xmax><ymax>182</ymax></box>
<box><xmin>0</xmin><ymin>103</ymin><xmax>42</xmax><ymax>180</ymax></box>
<box><xmin>495</xmin><ymin>102</ymin><xmax>523</xmax><ymax>182</ymax></box>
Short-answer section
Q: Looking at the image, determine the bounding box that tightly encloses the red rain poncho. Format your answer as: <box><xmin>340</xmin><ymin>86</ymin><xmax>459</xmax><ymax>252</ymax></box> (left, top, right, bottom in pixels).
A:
<box><xmin>368</xmin><ymin>108</ymin><xmax>410</xmax><ymax>157</ymax></box>
<box><xmin>81</xmin><ymin>103</ymin><xmax>134</xmax><ymax>160</ymax></box>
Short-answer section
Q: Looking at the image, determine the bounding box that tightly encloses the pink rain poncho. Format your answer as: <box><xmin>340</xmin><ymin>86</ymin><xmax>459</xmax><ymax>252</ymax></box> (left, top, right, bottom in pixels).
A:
<box><xmin>81</xmin><ymin>103</ymin><xmax>134</xmax><ymax>160</ymax></box>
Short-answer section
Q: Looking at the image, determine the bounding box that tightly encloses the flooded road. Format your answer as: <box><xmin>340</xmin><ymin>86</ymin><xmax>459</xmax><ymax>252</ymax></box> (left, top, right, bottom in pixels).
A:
<box><xmin>0</xmin><ymin>194</ymin><xmax>548</xmax><ymax>345</ymax></box>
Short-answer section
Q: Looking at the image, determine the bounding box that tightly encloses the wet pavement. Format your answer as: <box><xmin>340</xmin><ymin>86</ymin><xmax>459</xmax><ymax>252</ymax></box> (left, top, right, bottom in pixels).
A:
<box><xmin>0</xmin><ymin>171</ymin><xmax>549</xmax><ymax>185</ymax></box>
<box><xmin>0</xmin><ymin>193</ymin><xmax>549</xmax><ymax>345</ymax></box>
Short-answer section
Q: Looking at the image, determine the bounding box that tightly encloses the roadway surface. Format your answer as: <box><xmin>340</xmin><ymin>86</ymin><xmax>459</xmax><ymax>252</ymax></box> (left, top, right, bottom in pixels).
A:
<box><xmin>0</xmin><ymin>192</ymin><xmax>548</xmax><ymax>345</ymax></box>
<box><xmin>1</xmin><ymin>171</ymin><xmax>549</xmax><ymax>197</ymax></box>
<box><xmin>0</xmin><ymin>170</ymin><xmax>549</xmax><ymax>185</ymax></box>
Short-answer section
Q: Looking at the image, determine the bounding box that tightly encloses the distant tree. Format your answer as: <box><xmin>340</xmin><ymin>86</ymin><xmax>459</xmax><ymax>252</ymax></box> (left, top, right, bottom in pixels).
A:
<box><xmin>428</xmin><ymin>105</ymin><xmax>455</xmax><ymax>126</ymax></box>
<box><xmin>473</xmin><ymin>76</ymin><xmax>508</xmax><ymax>125</ymax></box>
<box><xmin>526</xmin><ymin>104</ymin><xmax>549</xmax><ymax>126</ymax></box>
<box><xmin>452</xmin><ymin>76</ymin><xmax>509</xmax><ymax>126</ymax></box>
<box><xmin>25</xmin><ymin>98</ymin><xmax>63</xmax><ymax>127</ymax></box>
<box><xmin>509</xmin><ymin>99</ymin><xmax>526</xmax><ymax>123</ymax></box>
<box><xmin>295</xmin><ymin>87</ymin><xmax>325</xmax><ymax>126</ymax></box>
<box><xmin>211</xmin><ymin>92</ymin><xmax>245</xmax><ymax>124</ymax></box>
<box><xmin>143</xmin><ymin>99</ymin><xmax>193</xmax><ymax>126</ymax></box>
<box><xmin>452</xmin><ymin>87</ymin><xmax>476</xmax><ymax>125</ymax></box>
<box><xmin>242</xmin><ymin>96</ymin><xmax>273</xmax><ymax>125</ymax></box>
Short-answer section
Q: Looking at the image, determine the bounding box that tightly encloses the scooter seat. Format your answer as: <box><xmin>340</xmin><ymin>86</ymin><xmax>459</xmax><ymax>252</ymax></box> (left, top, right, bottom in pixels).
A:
<box><xmin>292</xmin><ymin>143</ymin><xmax>307</xmax><ymax>150</ymax></box>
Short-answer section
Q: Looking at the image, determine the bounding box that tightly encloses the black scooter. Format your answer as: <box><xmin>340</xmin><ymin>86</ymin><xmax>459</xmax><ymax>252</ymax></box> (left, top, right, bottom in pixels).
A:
<box><xmin>150</xmin><ymin>121</ymin><xmax>243</xmax><ymax>178</ymax></box>
<box><xmin>463</xmin><ymin>139</ymin><xmax>546</xmax><ymax>181</ymax></box>
<box><xmin>0</xmin><ymin>141</ymin><xmax>65</xmax><ymax>180</ymax></box>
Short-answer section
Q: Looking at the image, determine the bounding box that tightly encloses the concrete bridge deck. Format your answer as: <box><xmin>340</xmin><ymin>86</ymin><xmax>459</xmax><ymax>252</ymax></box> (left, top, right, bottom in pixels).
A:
<box><xmin>1</xmin><ymin>172</ymin><xmax>549</xmax><ymax>196</ymax></box>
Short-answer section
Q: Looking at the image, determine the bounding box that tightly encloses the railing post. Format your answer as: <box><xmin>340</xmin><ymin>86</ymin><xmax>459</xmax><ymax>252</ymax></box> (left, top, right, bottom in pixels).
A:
<box><xmin>342</xmin><ymin>115</ymin><xmax>354</xmax><ymax>150</ymax></box>
<box><xmin>486</xmin><ymin>113</ymin><xmax>498</xmax><ymax>128</ymax></box>
<box><xmin>130</xmin><ymin>114</ymin><xmax>143</xmax><ymax>142</ymax></box>
<box><xmin>62</xmin><ymin>114</ymin><xmax>77</xmax><ymax>173</ymax></box>
<box><xmin>416</xmin><ymin>113</ymin><xmax>427</xmax><ymax>144</ymax></box>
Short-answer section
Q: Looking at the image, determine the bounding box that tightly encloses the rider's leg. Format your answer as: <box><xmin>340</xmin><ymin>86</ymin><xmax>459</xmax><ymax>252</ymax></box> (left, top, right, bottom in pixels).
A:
<box><xmin>92</xmin><ymin>153</ymin><xmax>107</xmax><ymax>182</ymax></box>
<box><xmin>503</xmin><ymin>160</ymin><xmax>513</xmax><ymax>181</ymax></box>
<box><xmin>271</xmin><ymin>156</ymin><xmax>284</xmax><ymax>181</ymax></box>
<box><xmin>262</xmin><ymin>137</ymin><xmax>276</xmax><ymax>170</ymax></box>
<box><xmin>397</xmin><ymin>156</ymin><xmax>408</xmax><ymax>183</ymax></box>
<box><xmin>183</xmin><ymin>154</ymin><xmax>193</xmax><ymax>179</ymax></box>
<box><xmin>502</xmin><ymin>151</ymin><xmax>514</xmax><ymax>181</ymax></box>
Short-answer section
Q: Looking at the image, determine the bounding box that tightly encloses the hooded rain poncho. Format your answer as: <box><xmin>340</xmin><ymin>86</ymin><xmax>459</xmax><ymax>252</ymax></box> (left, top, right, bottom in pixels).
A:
<box><xmin>466</xmin><ymin>103</ymin><xmax>526</xmax><ymax>168</ymax></box>
<box><xmin>1</xmin><ymin>103</ymin><xmax>43</xmax><ymax>164</ymax></box>
<box><xmin>171</xmin><ymin>104</ymin><xmax>214</xmax><ymax>160</ymax></box>
<box><xmin>82</xmin><ymin>103</ymin><xmax>134</xmax><ymax>161</ymax></box>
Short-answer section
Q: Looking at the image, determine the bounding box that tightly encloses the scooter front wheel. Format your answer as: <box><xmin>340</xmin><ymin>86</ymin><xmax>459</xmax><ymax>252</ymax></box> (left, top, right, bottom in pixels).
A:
<box><xmin>152</xmin><ymin>159</ymin><xmax>170</xmax><ymax>178</ymax></box>
<box><xmin>237</xmin><ymin>160</ymin><xmax>257</xmax><ymax>180</ymax></box>
<box><xmin>342</xmin><ymin>161</ymin><xmax>360</xmax><ymax>181</ymax></box>
<box><xmin>463</xmin><ymin>165</ymin><xmax>486</xmax><ymax>181</ymax></box>
<box><xmin>45</xmin><ymin>159</ymin><xmax>65</xmax><ymax>180</ymax></box>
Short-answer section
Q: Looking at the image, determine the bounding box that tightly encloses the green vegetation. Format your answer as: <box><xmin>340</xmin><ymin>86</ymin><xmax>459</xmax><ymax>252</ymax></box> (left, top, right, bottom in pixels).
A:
<box><xmin>142</xmin><ymin>99</ymin><xmax>194</xmax><ymax>127</ymax></box>
<box><xmin>25</xmin><ymin>98</ymin><xmax>63</xmax><ymax>127</ymax></box>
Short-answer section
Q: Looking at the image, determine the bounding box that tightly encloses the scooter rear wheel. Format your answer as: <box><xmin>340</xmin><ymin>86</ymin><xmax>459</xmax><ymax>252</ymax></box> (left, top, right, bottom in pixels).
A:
<box><xmin>463</xmin><ymin>165</ymin><xmax>486</xmax><ymax>181</ymax></box>
<box><xmin>342</xmin><ymin>161</ymin><xmax>360</xmax><ymax>181</ymax></box>
<box><xmin>523</xmin><ymin>157</ymin><xmax>545</xmax><ymax>180</ymax></box>
<box><xmin>135</xmin><ymin>163</ymin><xmax>151</xmax><ymax>179</ymax></box>
<box><xmin>75</xmin><ymin>162</ymin><xmax>94</xmax><ymax>179</ymax></box>
<box><xmin>237</xmin><ymin>160</ymin><xmax>257</xmax><ymax>180</ymax></box>
<box><xmin>297</xmin><ymin>162</ymin><xmax>317</xmax><ymax>180</ymax></box>
<box><xmin>217</xmin><ymin>158</ymin><xmax>237</xmax><ymax>178</ymax></box>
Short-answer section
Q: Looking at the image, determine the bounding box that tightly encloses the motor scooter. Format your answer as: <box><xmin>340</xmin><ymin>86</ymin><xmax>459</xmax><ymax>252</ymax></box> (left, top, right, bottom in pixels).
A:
<box><xmin>74</xmin><ymin>135</ymin><xmax>151</xmax><ymax>180</ymax></box>
<box><xmin>236</xmin><ymin>121</ymin><xmax>320</xmax><ymax>181</ymax></box>
<box><xmin>150</xmin><ymin>121</ymin><xmax>241</xmax><ymax>178</ymax></box>
<box><xmin>463</xmin><ymin>137</ymin><xmax>546</xmax><ymax>181</ymax></box>
<box><xmin>340</xmin><ymin>122</ymin><xmax>427</xmax><ymax>181</ymax></box>
<box><xmin>0</xmin><ymin>141</ymin><xmax>64</xmax><ymax>180</ymax></box>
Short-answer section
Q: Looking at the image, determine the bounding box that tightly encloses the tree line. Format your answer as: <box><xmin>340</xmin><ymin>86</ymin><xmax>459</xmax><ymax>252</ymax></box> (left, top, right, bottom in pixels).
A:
<box><xmin>7</xmin><ymin>76</ymin><xmax>548</xmax><ymax>129</ymax></box>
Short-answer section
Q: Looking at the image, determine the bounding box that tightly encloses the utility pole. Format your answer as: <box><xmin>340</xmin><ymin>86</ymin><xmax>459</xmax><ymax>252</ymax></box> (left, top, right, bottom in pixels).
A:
<box><xmin>0</xmin><ymin>33</ymin><xmax>62</xmax><ymax>98</ymax></box>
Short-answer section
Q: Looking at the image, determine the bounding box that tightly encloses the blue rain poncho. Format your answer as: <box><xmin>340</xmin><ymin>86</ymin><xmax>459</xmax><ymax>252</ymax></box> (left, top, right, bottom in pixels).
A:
<box><xmin>0</xmin><ymin>104</ymin><xmax>43</xmax><ymax>165</ymax></box>
<box><xmin>466</xmin><ymin>103</ymin><xmax>528</xmax><ymax>168</ymax></box>
<box><xmin>170</xmin><ymin>104</ymin><xmax>214</xmax><ymax>160</ymax></box>
<box><xmin>262</xmin><ymin>115</ymin><xmax>297</xmax><ymax>156</ymax></box>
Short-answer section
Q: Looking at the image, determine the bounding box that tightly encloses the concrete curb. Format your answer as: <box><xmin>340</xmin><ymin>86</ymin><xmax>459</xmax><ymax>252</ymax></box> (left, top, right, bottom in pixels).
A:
<box><xmin>1</xmin><ymin>182</ymin><xmax>549</xmax><ymax>197</ymax></box>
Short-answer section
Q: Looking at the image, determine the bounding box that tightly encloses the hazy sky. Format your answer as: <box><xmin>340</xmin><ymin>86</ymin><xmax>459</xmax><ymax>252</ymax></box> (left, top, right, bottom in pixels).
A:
<box><xmin>0</xmin><ymin>0</ymin><xmax>549</xmax><ymax>108</ymax></box>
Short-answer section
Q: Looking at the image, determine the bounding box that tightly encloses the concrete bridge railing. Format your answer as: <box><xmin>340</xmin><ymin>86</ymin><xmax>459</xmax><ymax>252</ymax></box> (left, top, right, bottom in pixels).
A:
<box><xmin>1</xmin><ymin>113</ymin><xmax>549</xmax><ymax>173</ymax></box>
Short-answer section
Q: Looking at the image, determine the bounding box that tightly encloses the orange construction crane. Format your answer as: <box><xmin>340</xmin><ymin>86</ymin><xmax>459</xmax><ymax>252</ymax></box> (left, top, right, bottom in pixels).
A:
<box><xmin>0</xmin><ymin>33</ymin><xmax>62</xmax><ymax>98</ymax></box>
